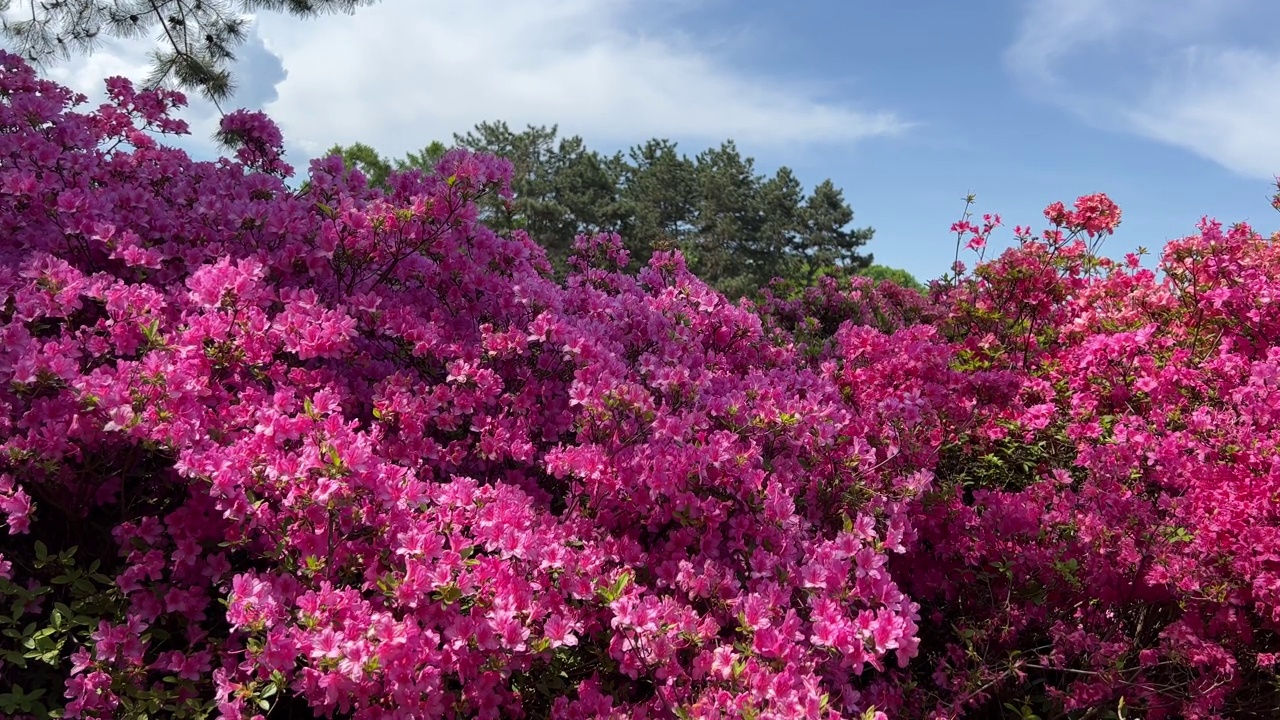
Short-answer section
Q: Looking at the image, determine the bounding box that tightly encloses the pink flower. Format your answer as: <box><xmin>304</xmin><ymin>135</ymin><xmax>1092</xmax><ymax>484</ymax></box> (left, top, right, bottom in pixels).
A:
<box><xmin>543</xmin><ymin>614</ymin><xmax>579</xmax><ymax>649</ymax></box>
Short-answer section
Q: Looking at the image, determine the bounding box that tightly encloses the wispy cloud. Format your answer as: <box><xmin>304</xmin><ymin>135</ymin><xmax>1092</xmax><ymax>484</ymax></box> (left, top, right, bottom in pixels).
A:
<box><xmin>1006</xmin><ymin>0</ymin><xmax>1280</xmax><ymax>179</ymax></box>
<box><xmin>253</xmin><ymin>0</ymin><xmax>908</xmax><ymax>158</ymax></box>
<box><xmin>1124</xmin><ymin>47</ymin><xmax>1280</xmax><ymax>180</ymax></box>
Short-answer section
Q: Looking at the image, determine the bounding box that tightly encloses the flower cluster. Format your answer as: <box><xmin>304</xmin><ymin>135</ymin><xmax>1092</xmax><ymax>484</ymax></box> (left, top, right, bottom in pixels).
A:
<box><xmin>898</xmin><ymin>214</ymin><xmax>1280</xmax><ymax>718</ymax></box>
<box><xmin>1</xmin><ymin>52</ymin><xmax>1279</xmax><ymax>720</ymax></box>
<box><xmin>0</xmin><ymin>54</ymin><xmax>937</xmax><ymax>720</ymax></box>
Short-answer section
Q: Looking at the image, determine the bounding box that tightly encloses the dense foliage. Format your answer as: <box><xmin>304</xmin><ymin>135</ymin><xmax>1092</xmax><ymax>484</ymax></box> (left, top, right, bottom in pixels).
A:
<box><xmin>1</xmin><ymin>57</ymin><xmax>1279</xmax><ymax>720</ymax></box>
<box><xmin>327</xmin><ymin>124</ymin><xmax>886</xmax><ymax>296</ymax></box>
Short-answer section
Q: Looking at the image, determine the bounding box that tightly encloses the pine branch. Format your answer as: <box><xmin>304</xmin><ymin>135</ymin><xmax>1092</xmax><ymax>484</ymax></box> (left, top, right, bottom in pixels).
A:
<box><xmin>1</xmin><ymin>0</ymin><xmax>380</xmax><ymax>102</ymax></box>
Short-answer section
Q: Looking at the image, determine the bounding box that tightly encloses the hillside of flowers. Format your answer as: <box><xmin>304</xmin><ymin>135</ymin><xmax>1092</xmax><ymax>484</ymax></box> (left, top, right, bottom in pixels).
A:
<box><xmin>1</xmin><ymin>54</ymin><xmax>1278</xmax><ymax>720</ymax></box>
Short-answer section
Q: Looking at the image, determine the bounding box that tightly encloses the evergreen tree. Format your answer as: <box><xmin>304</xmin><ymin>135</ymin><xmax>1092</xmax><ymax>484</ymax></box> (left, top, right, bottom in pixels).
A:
<box><xmin>455</xmin><ymin>123</ymin><xmax>633</xmax><ymax>273</ymax></box>
<box><xmin>796</xmin><ymin>179</ymin><xmax>875</xmax><ymax>283</ymax></box>
<box><xmin>753</xmin><ymin>166</ymin><xmax>805</xmax><ymax>287</ymax></box>
<box><xmin>543</xmin><ymin>136</ymin><xmax>628</xmax><ymax>246</ymax></box>
<box><xmin>689</xmin><ymin>141</ymin><xmax>763</xmax><ymax>295</ymax></box>
<box><xmin>616</xmin><ymin>139</ymin><xmax>699</xmax><ymax>266</ymax></box>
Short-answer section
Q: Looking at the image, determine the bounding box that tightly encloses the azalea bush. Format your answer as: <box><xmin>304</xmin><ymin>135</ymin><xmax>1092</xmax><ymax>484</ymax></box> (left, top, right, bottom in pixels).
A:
<box><xmin>897</xmin><ymin>202</ymin><xmax>1280</xmax><ymax>719</ymax></box>
<box><xmin>0</xmin><ymin>52</ymin><xmax>1279</xmax><ymax>720</ymax></box>
<box><xmin>0</xmin><ymin>53</ymin><xmax>938</xmax><ymax>720</ymax></box>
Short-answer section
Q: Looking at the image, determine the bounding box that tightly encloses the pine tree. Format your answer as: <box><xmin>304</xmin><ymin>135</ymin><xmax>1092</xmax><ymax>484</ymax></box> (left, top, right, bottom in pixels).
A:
<box><xmin>753</xmin><ymin>166</ymin><xmax>805</xmax><ymax>287</ymax></box>
<box><xmin>616</xmin><ymin>139</ymin><xmax>699</xmax><ymax>266</ymax></box>
<box><xmin>455</xmin><ymin>122</ymin><xmax>633</xmax><ymax>273</ymax></box>
<box><xmin>688</xmin><ymin>140</ymin><xmax>763</xmax><ymax>295</ymax></box>
<box><xmin>796</xmin><ymin>179</ymin><xmax>875</xmax><ymax>283</ymax></box>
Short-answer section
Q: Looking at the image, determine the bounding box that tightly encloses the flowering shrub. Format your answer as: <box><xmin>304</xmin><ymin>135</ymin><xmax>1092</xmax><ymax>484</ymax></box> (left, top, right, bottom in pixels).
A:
<box><xmin>899</xmin><ymin>201</ymin><xmax>1280</xmax><ymax>719</ymax></box>
<box><xmin>755</xmin><ymin>274</ymin><xmax>939</xmax><ymax>353</ymax></box>
<box><xmin>0</xmin><ymin>53</ymin><xmax>943</xmax><ymax>719</ymax></box>
<box><xmin>1</xmin><ymin>52</ymin><xmax>1279</xmax><ymax>720</ymax></box>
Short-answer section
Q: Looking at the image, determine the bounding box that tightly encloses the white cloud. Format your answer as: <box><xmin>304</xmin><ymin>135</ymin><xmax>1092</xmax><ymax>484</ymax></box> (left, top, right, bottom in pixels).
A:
<box><xmin>3</xmin><ymin>1</ymin><xmax>905</xmax><ymax>165</ymax></box>
<box><xmin>253</xmin><ymin>0</ymin><xmax>907</xmax><ymax>158</ymax></box>
<box><xmin>1005</xmin><ymin>0</ymin><xmax>1129</xmax><ymax>87</ymax></box>
<box><xmin>1006</xmin><ymin>0</ymin><xmax>1280</xmax><ymax>179</ymax></box>
<box><xmin>1125</xmin><ymin>48</ymin><xmax>1280</xmax><ymax>180</ymax></box>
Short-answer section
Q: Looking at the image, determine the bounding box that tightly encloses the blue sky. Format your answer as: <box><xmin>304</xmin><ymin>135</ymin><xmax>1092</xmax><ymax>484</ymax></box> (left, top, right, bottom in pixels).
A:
<box><xmin>8</xmin><ymin>0</ymin><xmax>1280</xmax><ymax>283</ymax></box>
